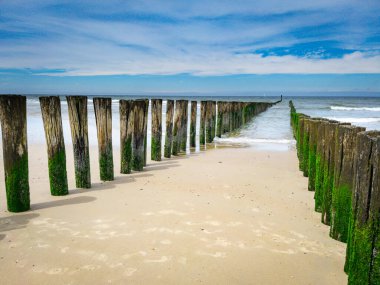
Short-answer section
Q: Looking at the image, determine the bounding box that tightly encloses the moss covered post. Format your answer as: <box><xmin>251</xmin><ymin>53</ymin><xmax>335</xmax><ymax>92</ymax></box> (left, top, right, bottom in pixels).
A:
<box><xmin>180</xmin><ymin>100</ymin><xmax>188</xmax><ymax>152</ymax></box>
<box><xmin>132</xmin><ymin>100</ymin><xmax>146</xmax><ymax>171</ymax></box>
<box><xmin>0</xmin><ymin>95</ymin><xmax>30</xmax><ymax>212</ymax></box>
<box><xmin>151</xmin><ymin>99</ymin><xmax>162</xmax><ymax>161</ymax></box>
<box><xmin>164</xmin><ymin>100</ymin><xmax>174</xmax><ymax>158</ymax></box>
<box><xmin>67</xmin><ymin>96</ymin><xmax>91</xmax><ymax>188</ymax></box>
<box><xmin>200</xmin><ymin>101</ymin><xmax>206</xmax><ymax>146</ymax></box>
<box><xmin>39</xmin><ymin>96</ymin><xmax>68</xmax><ymax>196</ymax></box>
<box><xmin>346</xmin><ymin>131</ymin><xmax>380</xmax><ymax>284</ymax></box>
<box><xmin>211</xmin><ymin>101</ymin><xmax>216</xmax><ymax>139</ymax></box>
<box><xmin>307</xmin><ymin>119</ymin><xmax>320</xmax><ymax>191</ymax></box>
<box><xmin>93</xmin><ymin>98</ymin><xmax>114</xmax><ymax>181</ymax></box>
<box><xmin>330</xmin><ymin>125</ymin><xmax>365</xmax><ymax>242</ymax></box>
<box><xmin>190</xmin><ymin>101</ymin><xmax>197</xmax><ymax>148</ymax></box>
<box><xmin>120</xmin><ymin>100</ymin><xmax>133</xmax><ymax>174</ymax></box>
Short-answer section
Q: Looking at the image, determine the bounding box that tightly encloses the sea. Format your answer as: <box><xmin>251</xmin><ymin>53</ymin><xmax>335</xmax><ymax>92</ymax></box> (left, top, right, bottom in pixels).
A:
<box><xmin>6</xmin><ymin>93</ymin><xmax>380</xmax><ymax>154</ymax></box>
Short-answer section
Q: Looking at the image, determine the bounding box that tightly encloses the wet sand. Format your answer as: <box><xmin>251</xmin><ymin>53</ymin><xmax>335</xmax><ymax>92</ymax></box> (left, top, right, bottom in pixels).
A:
<box><xmin>0</xmin><ymin>144</ymin><xmax>347</xmax><ymax>284</ymax></box>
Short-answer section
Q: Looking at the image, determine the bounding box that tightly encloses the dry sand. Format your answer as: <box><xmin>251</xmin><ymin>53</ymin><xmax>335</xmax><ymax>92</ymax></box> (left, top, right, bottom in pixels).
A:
<box><xmin>0</xmin><ymin>144</ymin><xmax>347</xmax><ymax>284</ymax></box>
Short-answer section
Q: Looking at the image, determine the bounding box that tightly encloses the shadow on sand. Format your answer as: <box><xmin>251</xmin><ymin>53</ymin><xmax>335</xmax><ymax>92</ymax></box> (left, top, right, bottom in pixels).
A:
<box><xmin>0</xmin><ymin>213</ymin><xmax>40</xmax><ymax>240</ymax></box>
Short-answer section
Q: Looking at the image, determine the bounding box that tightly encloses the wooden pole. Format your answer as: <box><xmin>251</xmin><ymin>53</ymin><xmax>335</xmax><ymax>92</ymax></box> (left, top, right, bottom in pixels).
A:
<box><xmin>164</xmin><ymin>100</ymin><xmax>174</xmax><ymax>158</ymax></box>
<box><xmin>190</xmin><ymin>101</ymin><xmax>197</xmax><ymax>148</ymax></box>
<box><xmin>67</xmin><ymin>96</ymin><xmax>91</xmax><ymax>188</ymax></box>
<box><xmin>151</xmin><ymin>99</ymin><xmax>162</xmax><ymax>161</ymax></box>
<box><xmin>200</xmin><ymin>101</ymin><xmax>206</xmax><ymax>146</ymax></box>
<box><xmin>206</xmin><ymin>101</ymin><xmax>213</xmax><ymax>143</ymax></box>
<box><xmin>143</xmin><ymin>99</ymin><xmax>149</xmax><ymax>166</ymax></box>
<box><xmin>172</xmin><ymin>100</ymin><xmax>182</xmax><ymax>155</ymax></box>
<box><xmin>40</xmin><ymin>96</ymin><xmax>68</xmax><ymax>195</ymax></box>
<box><xmin>330</xmin><ymin>125</ymin><xmax>365</xmax><ymax>242</ymax></box>
<box><xmin>346</xmin><ymin>131</ymin><xmax>380</xmax><ymax>284</ymax></box>
<box><xmin>120</xmin><ymin>100</ymin><xmax>133</xmax><ymax>174</ymax></box>
<box><xmin>0</xmin><ymin>95</ymin><xmax>30</xmax><ymax>212</ymax></box>
<box><xmin>216</xmin><ymin>102</ymin><xmax>222</xmax><ymax>138</ymax></box>
<box><xmin>211</xmin><ymin>101</ymin><xmax>216</xmax><ymax>139</ymax></box>
<box><xmin>132</xmin><ymin>100</ymin><xmax>146</xmax><ymax>171</ymax></box>
<box><xmin>93</xmin><ymin>98</ymin><xmax>114</xmax><ymax>181</ymax></box>
<box><xmin>180</xmin><ymin>100</ymin><xmax>188</xmax><ymax>152</ymax></box>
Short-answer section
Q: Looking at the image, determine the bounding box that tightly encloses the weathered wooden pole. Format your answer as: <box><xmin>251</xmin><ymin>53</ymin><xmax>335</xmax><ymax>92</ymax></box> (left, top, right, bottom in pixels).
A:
<box><xmin>0</xmin><ymin>95</ymin><xmax>30</xmax><ymax>212</ymax></box>
<box><xmin>40</xmin><ymin>96</ymin><xmax>68</xmax><ymax>196</ymax></box>
<box><xmin>180</xmin><ymin>100</ymin><xmax>188</xmax><ymax>152</ymax></box>
<box><xmin>120</xmin><ymin>100</ymin><xmax>133</xmax><ymax>174</ymax></box>
<box><xmin>164</xmin><ymin>100</ymin><xmax>174</xmax><ymax>158</ymax></box>
<box><xmin>330</xmin><ymin>125</ymin><xmax>365</xmax><ymax>242</ymax></box>
<box><xmin>346</xmin><ymin>131</ymin><xmax>380</xmax><ymax>284</ymax></box>
<box><xmin>216</xmin><ymin>102</ymin><xmax>223</xmax><ymax>138</ymax></box>
<box><xmin>172</xmin><ymin>100</ymin><xmax>183</xmax><ymax>155</ymax></box>
<box><xmin>93</xmin><ymin>98</ymin><xmax>114</xmax><ymax>181</ymax></box>
<box><xmin>307</xmin><ymin>119</ymin><xmax>321</xmax><ymax>191</ymax></box>
<box><xmin>151</xmin><ymin>99</ymin><xmax>162</xmax><ymax>161</ymax></box>
<box><xmin>205</xmin><ymin>101</ymin><xmax>213</xmax><ymax>143</ymax></box>
<box><xmin>143</xmin><ymin>99</ymin><xmax>149</xmax><ymax>166</ymax></box>
<box><xmin>132</xmin><ymin>100</ymin><xmax>146</xmax><ymax>171</ymax></box>
<box><xmin>190</xmin><ymin>101</ymin><xmax>197</xmax><ymax>148</ymax></box>
<box><xmin>200</xmin><ymin>101</ymin><xmax>206</xmax><ymax>146</ymax></box>
<box><xmin>211</xmin><ymin>101</ymin><xmax>216</xmax><ymax>139</ymax></box>
<box><xmin>302</xmin><ymin>118</ymin><xmax>311</xmax><ymax>177</ymax></box>
<box><xmin>67</xmin><ymin>96</ymin><xmax>91</xmax><ymax>188</ymax></box>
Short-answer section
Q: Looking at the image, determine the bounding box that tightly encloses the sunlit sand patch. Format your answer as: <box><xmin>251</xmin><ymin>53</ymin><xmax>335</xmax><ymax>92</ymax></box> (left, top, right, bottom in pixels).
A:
<box><xmin>226</xmin><ymin>221</ymin><xmax>243</xmax><ymax>227</ymax></box>
<box><xmin>144</xmin><ymin>227</ymin><xmax>183</xmax><ymax>235</ymax></box>
<box><xmin>60</xmin><ymin>246</ymin><xmax>69</xmax><ymax>253</ymax></box>
<box><xmin>160</xmin><ymin>239</ymin><xmax>172</xmax><ymax>245</ymax></box>
<box><xmin>144</xmin><ymin>256</ymin><xmax>172</xmax><ymax>263</ymax></box>
<box><xmin>202</xmin><ymin>229</ymin><xmax>224</xmax><ymax>234</ymax></box>
<box><xmin>271</xmin><ymin>234</ymin><xmax>296</xmax><ymax>244</ymax></box>
<box><xmin>184</xmin><ymin>221</ymin><xmax>221</xmax><ymax>226</ymax></box>
<box><xmin>123</xmin><ymin>268</ymin><xmax>137</xmax><ymax>277</ymax></box>
<box><xmin>196</xmin><ymin>250</ymin><xmax>226</xmax><ymax>258</ymax></box>
<box><xmin>46</xmin><ymin>267</ymin><xmax>69</xmax><ymax>275</ymax></box>
<box><xmin>122</xmin><ymin>251</ymin><xmax>147</xmax><ymax>260</ymax></box>
<box><xmin>158</xmin><ymin>210</ymin><xmax>187</xmax><ymax>216</ymax></box>
<box><xmin>251</xmin><ymin>207</ymin><xmax>260</xmax><ymax>213</ymax></box>
<box><xmin>82</xmin><ymin>264</ymin><xmax>101</xmax><ymax>271</ymax></box>
<box><xmin>271</xmin><ymin>249</ymin><xmax>296</xmax><ymax>255</ymax></box>
<box><xmin>178</xmin><ymin>257</ymin><xmax>187</xmax><ymax>264</ymax></box>
<box><xmin>223</xmin><ymin>193</ymin><xmax>232</xmax><ymax>200</ymax></box>
<box><xmin>37</xmin><ymin>243</ymin><xmax>51</xmax><ymax>248</ymax></box>
<box><xmin>289</xmin><ymin>230</ymin><xmax>306</xmax><ymax>239</ymax></box>
<box><xmin>108</xmin><ymin>262</ymin><xmax>123</xmax><ymax>268</ymax></box>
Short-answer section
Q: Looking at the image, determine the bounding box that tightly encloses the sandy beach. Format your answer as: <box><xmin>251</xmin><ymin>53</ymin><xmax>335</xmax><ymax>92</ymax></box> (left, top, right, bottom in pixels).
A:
<box><xmin>0</xmin><ymin>144</ymin><xmax>347</xmax><ymax>284</ymax></box>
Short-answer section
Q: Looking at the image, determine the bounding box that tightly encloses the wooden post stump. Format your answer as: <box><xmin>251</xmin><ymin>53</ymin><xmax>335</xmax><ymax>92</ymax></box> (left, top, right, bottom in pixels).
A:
<box><xmin>216</xmin><ymin>102</ymin><xmax>223</xmax><ymax>138</ymax></box>
<box><xmin>164</xmin><ymin>100</ymin><xmax>174</xmax><ymax>158</ymax></box>
<box><xmin>0</xmin><ymin>95</ymin><xmax>30</xmax><ymax>212</ymax></box>
<box><xmin>200</xmin><ymin>101</ymin><xmax>206</xmax><ymax>146</ymax></box>
<box><xmin>307</xmin><ymin>119</ymin><xmax>320</xmax><ymax>191</ymax></box>
<box><xmin>206</xmin><ymin>101</ymin><xmax>213</xmax><ymax>143</ymax></box>
<box><xmin>172</xmin><ymin>100</ymin><xmax>183</xmax><ymax>155</ymax></box>
<box><xmin>190</xmin><ymin>101</ymin><xmax>197</xmax><ymax>148</ymax></box>
<box><xmin>180</xmin><ymin>100</ymin><xmax>188</xmax><ymax>152</ymax></box>
<box><xmin>330</xmin><ymin>125</ymin><xmax>365</xmax><ymax>242</ymax></box>
<box><xmin>346</xmin><ymin>131</ymin><xmax>380</xmax><ymax>284</ymax></box>
<box><xmin>40</xmin><ymin>96</ymin><xmax>69</xmax><ymax>195</ymax></box>
<box><xmin>120</xmin><ymin>100</ymin><xmax>133</xmax><ymax>174</ymax></box>
<box><xmin>143</xmin><ymin>99</ymin><xmax>149</xmax><ymax>166</ymax></box>
<box><xmin>132</xmin><ymin>100</ymin><xmax>146</xmax><ymax>171</ymax></box>
<box><xmin>67</xmin><ymin>96</ymin><xmax>91</xmax><ymax>188</ymax></box>
<box><xmin>93</xmin><ymin>98</ymin><xmax>114</xmax><ymax>181</ymax></box>
<box><xmin>211</xmin><ymin>101</ymin><xmax>216</xmax><ymax>139</ymax></box>
<box><xmin>151</xmin><ymin>99</ymin><xmax>162</xmax><ymax>161</ymax></box>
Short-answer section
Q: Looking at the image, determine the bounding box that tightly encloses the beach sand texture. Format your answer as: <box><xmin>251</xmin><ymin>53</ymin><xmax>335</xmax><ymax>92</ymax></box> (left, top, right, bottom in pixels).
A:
<box><xmin>0</xmin><ymin>145</ymin><xmax>347</xmax><ymax>284</ymax></box>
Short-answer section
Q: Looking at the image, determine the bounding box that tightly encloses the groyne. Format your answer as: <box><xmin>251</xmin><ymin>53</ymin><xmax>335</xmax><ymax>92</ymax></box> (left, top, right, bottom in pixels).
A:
<box><xmin>289</xmin><ymin>100</ymin><xmax>379</xmax><ymax>285</ymax></box>
<box><xmin>0</xmin><ymin>95</ymin><xmax>280</xmax><ymax>213</ymax></box>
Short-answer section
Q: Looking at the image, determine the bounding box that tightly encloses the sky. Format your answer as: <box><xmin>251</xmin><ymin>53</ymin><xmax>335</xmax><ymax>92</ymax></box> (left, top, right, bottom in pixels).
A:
<box><xmin>0</xmin><ymin>0</ymin><xmax>379</xmax><ymax>94</ymax></box>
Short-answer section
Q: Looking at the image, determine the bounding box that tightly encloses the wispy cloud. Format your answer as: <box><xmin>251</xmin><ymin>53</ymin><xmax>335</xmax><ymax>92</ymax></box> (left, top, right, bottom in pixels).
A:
<box><xmin>0</xmin><ymin>0</ymin><xmax>379</xmax><ymax>76</ymax></box>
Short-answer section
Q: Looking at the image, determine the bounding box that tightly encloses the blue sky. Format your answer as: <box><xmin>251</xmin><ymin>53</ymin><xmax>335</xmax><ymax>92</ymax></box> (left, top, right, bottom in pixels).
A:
<box><xmin>0</xmin><ymin>0</ymin><xmax>379</xmax><ymax>94</ymax></box>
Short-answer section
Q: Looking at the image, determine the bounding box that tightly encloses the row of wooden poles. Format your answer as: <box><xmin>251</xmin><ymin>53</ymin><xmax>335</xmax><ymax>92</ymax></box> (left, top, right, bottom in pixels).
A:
<box><xmin>0</xmin><ymin>95</ymin><xmax>279</xmax><ymax>213</ymax></box>
<box><xmin>289</xmin><ymin>101</ymin><xmax>379</xmax><ymax>285</ymax></box>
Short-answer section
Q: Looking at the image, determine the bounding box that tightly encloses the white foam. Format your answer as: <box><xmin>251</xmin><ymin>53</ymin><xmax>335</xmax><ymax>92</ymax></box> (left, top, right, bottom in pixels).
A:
<box><xmin>326</xmin><ymin>117</ymin><xmax>380</xmax><ymax>123</ymax></box>
<box><xmin>331</xmin><ymin>106</ymin><xmax>380</xmax><ymax>111</ymax></box>
<box><xmin>214</xmin><ymin>137</ymin><xmax>294</xmax><ymax>145</ymax></box>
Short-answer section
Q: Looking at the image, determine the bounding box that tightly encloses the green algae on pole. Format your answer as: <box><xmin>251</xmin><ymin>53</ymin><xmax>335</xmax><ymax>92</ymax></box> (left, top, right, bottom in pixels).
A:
<box><xmin>0</xmin><ymin>95</ymin><xmax>30</xmax><ymax>212</ymax></box>
<box><xmin>302</xmin><ymin>118</ymin><xmax>312</xmax><ymax>177</ymax></box>
<box><xmin>330</xmin><ymin>125</ymin><xmax>365</xmax><ymax>242</ymax></box>
<box><xmin>205</xmin><ymin>101</ymin><xmax>214</xmax><ymax>143</ymax></box>
<box><xmin>216</xmin><ymin>102</ymin><xmax>223</xmax><ymax>138</ymax></box>
<box><xmin>39</xmin><ymin>96</ymin><xmax>69</xmax><ymax>196</ymax></box>
<box><xmin>307</xmin><ymin>119</ymin><xmax>321</xmax><ymax>191</ymax></box>
<box><xmin>200</xmin><ymin>101</ymin><xmax>206</xmax><ymax>146</ymax></box>
<box><xmin>211</xmin><ymin>101</ymin><xmax>217</xmax><ymax>139</ymax></box>
<box><xmin>151</xmin><ymin>99</ymin><xmax>162</xmax><ymax>161</ymax></box>
<box><xmin>67</xmin><ymin>96</ymin><xmax>91</xmax><ymax>188</ymax></box>
<box><xmin>132</xmin><ymin>100</ymin><xmax>147</xmax><ymax>171</ymax></box>
<box><xmin>120</xmin><ymin>100</ymin><xmax>133</xmax><ymax>174</ymax></box>
<box><xmin>346</xmin><ymin>131</ymin><xmax>380</xmax><ymax>285</ymax></box>
<box><xmin>164</xmin><ymin>100</ymin><xmax>174</xmax><ymax>158</ymax></box>
<box><xmin>93</xmin><ymin>98</ymin><xmax>114</xmax><ymax>181</ymax></box>
<box><xmin>190</xmin><ymin>101</ymin><xmax>197</xmax><ymax>148</ymax></box>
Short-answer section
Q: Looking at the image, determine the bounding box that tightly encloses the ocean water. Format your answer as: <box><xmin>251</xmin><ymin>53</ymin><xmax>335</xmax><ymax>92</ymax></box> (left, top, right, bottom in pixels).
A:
<box><xmin>2</xmin><ymin>95</ymin><xmax>380</xmax><ymax>154</ymax></box>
